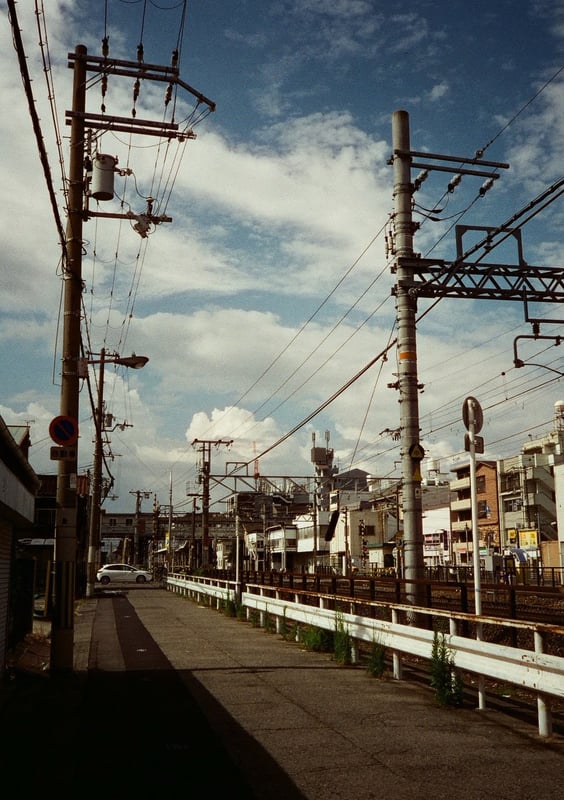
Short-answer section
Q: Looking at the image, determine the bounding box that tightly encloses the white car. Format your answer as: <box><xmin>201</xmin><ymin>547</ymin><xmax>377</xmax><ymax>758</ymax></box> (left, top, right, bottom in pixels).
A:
<box><xmin>96</xmin><ymin>564</ymin><xmax>153</xmax><ymax>585</ymax></box>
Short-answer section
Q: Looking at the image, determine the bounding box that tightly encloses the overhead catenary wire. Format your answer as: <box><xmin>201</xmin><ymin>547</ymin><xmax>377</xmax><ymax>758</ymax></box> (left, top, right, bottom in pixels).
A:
<box><xmin>201</xmin><ymin>68</ymin><xmax>564</xmax><ymax>474</ymax></box>
<box><xmin>239</xmin><ymin>172</ymin><xmax>564</xmax><ymax>475</ymax></box>
<box><xmin>227</xmin><ymin>260</ymin><xmax>393</xmax><ymax>441</ymax></box>
<box><xmin>132</xmin><ymin>57</ymin><xmax>564</xmax><ymax>505</ymax></box>
<box><xmin>17</xmin><ymin>1</ymin><xmax>564</xmax><ymax>506</ymax></box>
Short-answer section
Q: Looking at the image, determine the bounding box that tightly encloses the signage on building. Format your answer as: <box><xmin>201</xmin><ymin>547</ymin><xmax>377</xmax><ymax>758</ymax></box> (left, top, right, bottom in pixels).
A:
<box><xmin>508</xmin><ymin>528</ymin><xmax>538</xmax><ymax>547</ymax></box>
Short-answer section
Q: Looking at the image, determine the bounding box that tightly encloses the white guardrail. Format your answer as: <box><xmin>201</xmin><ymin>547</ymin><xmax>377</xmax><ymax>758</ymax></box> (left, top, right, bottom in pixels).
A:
<box><xmin>167</xmin><ymin>573</ymin><xmax>564</xmax><ymax>738</ymax></box>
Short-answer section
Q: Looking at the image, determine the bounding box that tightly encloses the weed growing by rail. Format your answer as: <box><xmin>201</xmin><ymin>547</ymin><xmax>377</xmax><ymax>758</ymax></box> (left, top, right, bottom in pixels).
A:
<box><xmin>430</xmin><ymin>631</ymin><xmax>464</xmax><ymax>707</ymax></box>
<box><xmin>263</xmin><ymin>607</ymin><xmax>276</xmax><ymax>633</ymax></box>
<box><xmin>367</xmin><ymin>638</ymin><xmax>387</xmax><ymax>678</ymax></box>
<box><xmin>223</xmin><ymin>595</ymin><xmax>238</xmax><ymax>617</ymax></box>
<box><xmin>249</xmin><ymin>610</ymin><xmax>260</xmax><ymax>627</ymax></box>
<box><xmin>301</xmin><ymin>625</ymin><xmax>334</xmax><ymax>653</ymax></box>
<box><xmin>224</xmin><ymin>594</ymin><xmax>245</xmax><ymax>619</ymax></box>
<box><xmin>334</xmin><ymin>607</ymin><xmax>352</xmax><ymax>665</ymax></box>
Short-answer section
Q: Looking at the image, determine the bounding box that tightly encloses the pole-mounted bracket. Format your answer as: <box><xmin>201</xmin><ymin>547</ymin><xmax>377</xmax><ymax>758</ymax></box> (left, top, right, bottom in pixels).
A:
<box><xmin>513</xmin><ymin>332</ymin><xmax>563</xmax><ymax>371</ymax></box>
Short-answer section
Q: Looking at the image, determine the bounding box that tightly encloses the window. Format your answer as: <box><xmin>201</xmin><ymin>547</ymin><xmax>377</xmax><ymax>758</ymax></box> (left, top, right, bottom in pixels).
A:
<box><xmin>503</xmin><ymin>498</ymin><xmax>522</xmax><ymax>513</ymax></box>
<box><xmin>476</xmin><ymin>475</ymin><xmax>486</xmax><ymax>493</ymax></box>
<box><xmin>477</xmin><ymin>500</ymin><xmax>491</xmax><ymax>519</ymax></box>
<box><xmin>501</xmin><ymin>472</ymin><xmax>521</xmax><ymax>493</ymax></box>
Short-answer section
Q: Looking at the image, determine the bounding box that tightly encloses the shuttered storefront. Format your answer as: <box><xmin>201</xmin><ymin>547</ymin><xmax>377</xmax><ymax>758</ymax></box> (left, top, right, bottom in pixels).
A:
<box><xmin>0</xmin><ymin>518</ymin><xmax>13</xmax><ymax>673</ymax></box>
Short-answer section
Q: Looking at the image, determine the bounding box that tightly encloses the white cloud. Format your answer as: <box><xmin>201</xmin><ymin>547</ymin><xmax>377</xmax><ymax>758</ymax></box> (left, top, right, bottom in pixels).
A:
<box><xmin>428</xmin><ymin>82</ymin><xmax>449</xmax><ymax>102</ymax></box>
<box><xmin>3</xmin><ymin>0</ymin><xmax>564</xmax><ymax>515</ymax></box>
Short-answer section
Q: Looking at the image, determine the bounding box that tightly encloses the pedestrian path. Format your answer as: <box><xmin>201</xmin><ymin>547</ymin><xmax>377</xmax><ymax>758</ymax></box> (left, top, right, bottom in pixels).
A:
<box><xmin>1</xmin><ymin>588</ymin><xmax>563</xmax><ymax>799</ymax></box>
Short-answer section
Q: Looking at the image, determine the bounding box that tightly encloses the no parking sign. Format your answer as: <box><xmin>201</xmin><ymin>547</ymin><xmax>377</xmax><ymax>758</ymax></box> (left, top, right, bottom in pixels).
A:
<box><xmin>49</xmin><ymin>415</ymin><xmax>79</xmax><ymax>446</ymax></box>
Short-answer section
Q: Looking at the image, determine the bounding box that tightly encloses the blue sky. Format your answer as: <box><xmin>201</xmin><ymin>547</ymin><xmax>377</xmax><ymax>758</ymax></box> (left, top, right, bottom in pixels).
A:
<box><xmin>2</xmin><ymin>0</ymin><xmax>564</xmax><ymax>514</ymax></box>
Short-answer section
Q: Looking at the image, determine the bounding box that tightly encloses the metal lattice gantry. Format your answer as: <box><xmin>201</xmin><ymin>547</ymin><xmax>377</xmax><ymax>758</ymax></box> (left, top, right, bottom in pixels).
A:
<box><xmin>395</xmin><ymin>222</ymin><xmax>564</xmax><ymax>313</ymax></box>
<box><xmin>398</xmin><ymin>255</ymin><xmax>564</xmax><ymax>303</ymax></box>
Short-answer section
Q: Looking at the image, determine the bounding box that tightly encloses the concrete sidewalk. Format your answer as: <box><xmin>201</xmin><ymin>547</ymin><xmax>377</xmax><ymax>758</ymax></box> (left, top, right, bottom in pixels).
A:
<box><xmin>2</xmin><ymin>588</ymin><xmax>563</xmax><ymax>798</ymax></box>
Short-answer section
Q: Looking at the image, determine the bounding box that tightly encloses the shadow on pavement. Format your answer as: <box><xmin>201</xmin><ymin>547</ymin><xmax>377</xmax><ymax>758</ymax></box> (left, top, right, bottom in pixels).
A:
<box><xmin>0</xmin><ymin>596</ymin><xmax>307</xmax><ymax>798</ymax></box>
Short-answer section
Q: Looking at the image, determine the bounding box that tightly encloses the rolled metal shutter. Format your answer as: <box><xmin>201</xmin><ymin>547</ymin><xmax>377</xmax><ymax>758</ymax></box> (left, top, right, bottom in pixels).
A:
<box><xmin>0</xmin><ymin>519</ymin><xmax>13</xmax><ymax>675</ymax></box>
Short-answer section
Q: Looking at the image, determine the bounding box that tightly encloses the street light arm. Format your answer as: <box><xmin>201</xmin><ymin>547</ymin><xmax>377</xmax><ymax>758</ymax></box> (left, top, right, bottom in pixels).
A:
<box><xmin>85</xmin><ymin>351</ymin><xmax>149</xmax><ymax>369</ymax></box>
<box><xmin>116</xmin><ymin>353</ymin><xmax>149</xmax><ymax>369</ymax></box>
<box><xmin>85</xmin><ymin>347</ymin><xmax>148</xmax><ymax>598</ymax></box>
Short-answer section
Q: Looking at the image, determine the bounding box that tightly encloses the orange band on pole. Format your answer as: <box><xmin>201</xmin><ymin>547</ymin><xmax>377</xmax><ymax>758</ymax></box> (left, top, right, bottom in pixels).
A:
<box><xmin>399</xmin><ymin>351</ymin><xmax>417</xmax><ymax>360</ymax></box>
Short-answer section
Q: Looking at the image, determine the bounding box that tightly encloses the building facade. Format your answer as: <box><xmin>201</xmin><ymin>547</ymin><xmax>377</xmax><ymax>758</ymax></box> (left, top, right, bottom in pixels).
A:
<box><xmin>0</xmin><ymin>420</ymin><xmax>40</xmax><ymax>675</ymax></box>
<box><xmin>450</xmin><ymin>460</ymin><xmax>500</xmax><ymax>565</ymax></box>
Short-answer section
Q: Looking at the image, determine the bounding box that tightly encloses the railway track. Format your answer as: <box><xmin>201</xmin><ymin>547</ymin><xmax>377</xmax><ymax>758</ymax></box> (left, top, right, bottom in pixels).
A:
<box><xmin>237</xmin><ymin>571</ymin><xmax>564</xmax><ymax>657</ymax></box>
<box><xmin>246</xmin><ymin>572</ymin><xmax>564</xmax><ymax>625</ymax></box>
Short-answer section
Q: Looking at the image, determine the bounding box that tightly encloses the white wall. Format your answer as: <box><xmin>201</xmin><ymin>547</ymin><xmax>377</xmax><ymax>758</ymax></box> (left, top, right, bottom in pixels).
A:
<box><xmin>553</xmin><ymin>463</ymin><xmax>564</xmax><ymax>570</ymax></box>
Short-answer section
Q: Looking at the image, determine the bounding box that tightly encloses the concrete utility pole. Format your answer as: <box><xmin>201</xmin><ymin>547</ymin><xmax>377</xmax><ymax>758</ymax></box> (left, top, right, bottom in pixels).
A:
<box><xmin>86</xmin><ymin>348</ymin><xmax>106</xmax><ymax>599</ymax></box>
<box><xmin>85</xmin><ymin>349</ymin><xmax>147</xmax><ymax>596</ymax></box>
<box><xmin>131</xmin><ymin>489</ymin><xmax>151</xmax><ymax>566</ymax></box>
<box><xmin>168</xmin><ymin>471</ymin><xmax>173</xmax><ymax>573</ymax></box>
<box><xmin>51</xmin><ymin>45</ymin><xmax>86</xmax><ymax>672</ymax></box>
<box><xmin>49</xmin><ymin>43</ymin><xmax>214</xmax><ymax>669</ymax></box>
<box><xmin>192</xmin><ymin>439</ymin><xmax>233</xmax><ymax>566</ymax></box>
<box><xmin>390</xmin><ymin>110</ymin><xmax>511</xmax><ymax>609</ymax></box>
<box><xmin>391</xmin><ymin>110</ymin><xmax>426</xmax><ymax>607</ymax></box>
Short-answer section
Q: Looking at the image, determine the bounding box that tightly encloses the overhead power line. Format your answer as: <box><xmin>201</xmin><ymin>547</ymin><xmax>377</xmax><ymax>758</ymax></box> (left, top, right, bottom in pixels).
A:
<box><xmin>7</xmin><ymin>0</ymin><xmax>67</xmax><ymax>258</ymax></box>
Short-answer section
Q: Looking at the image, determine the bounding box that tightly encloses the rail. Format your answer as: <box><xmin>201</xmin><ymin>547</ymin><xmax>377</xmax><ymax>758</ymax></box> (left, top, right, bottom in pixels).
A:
<box><xmin>167</xmin><ymin>572</ymin><xmax>564</xmax><ymax>737</ymax></box>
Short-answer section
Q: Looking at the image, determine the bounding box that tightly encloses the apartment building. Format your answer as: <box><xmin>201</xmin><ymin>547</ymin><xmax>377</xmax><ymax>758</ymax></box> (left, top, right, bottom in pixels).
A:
<box><xmin>450</xmin><ymin>460</ymin><xmax>500</xmax><ymax>564</ymax></box>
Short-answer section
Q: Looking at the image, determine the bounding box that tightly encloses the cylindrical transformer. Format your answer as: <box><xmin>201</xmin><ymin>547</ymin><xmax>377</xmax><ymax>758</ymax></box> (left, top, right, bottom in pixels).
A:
<box><xmin>90</xmin><ymin>153</ymin><xmax>116</xmax><ymax>201</ymax></box>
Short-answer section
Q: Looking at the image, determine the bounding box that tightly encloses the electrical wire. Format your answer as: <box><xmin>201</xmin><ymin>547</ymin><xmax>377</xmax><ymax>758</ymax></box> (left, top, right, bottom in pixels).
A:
<box><xmin>7</xmin><ymin>0</ymin><xmax>67</xmax><ymax>258</ymax></box>
<box><xmin>203</xmin><ymin>70</ymin><xmax>564</xmax><ymax>470</ymax></box>
<box><xmin>242</xmin><ymin>173</ymin><xmax>564</xmax><ymax>476</ymax></box>
<box><xmin>19</xmin><ymin>2</ymin><xmax>564</xmax><ymax>506</ymax></box>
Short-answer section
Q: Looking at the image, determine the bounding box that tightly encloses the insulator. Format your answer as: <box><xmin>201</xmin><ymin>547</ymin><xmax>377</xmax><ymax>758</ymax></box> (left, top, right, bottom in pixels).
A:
<box><xmin>447</xmin><ymin>174</ymin><xmax>462</xmax><ymax>193</ymax></box>
<box><xmin>171</xmin><ymin>49</ymin><xmax>178</xmax><ymax>67</ymax></box>
<box><xmin>133</xmin><ymin>78</ymin><xmax>140</xmax><ymax>102</ymax></box>
<box><xmin>413</xmin><ymin>170</ymin><xmax>428</xmax><ymax>191</ymax></box>
<box><xmin>102</xmin><ymin>36</ymin><xmax>109</xmax><ymax>58</ymax></box>
<box><xmin>165</xmin><ymin>84</ymin><xmax>172</xmax><ymax>106</ymax></box>
<box><xmin>479</xmin><ymin>177</ymin><xmax>495</xmax><ymax>197</ymax></box>
<box><xmin>137</xmin><ymin>43</ymin><xmax>144</xmax><ymax>62</ymax></box>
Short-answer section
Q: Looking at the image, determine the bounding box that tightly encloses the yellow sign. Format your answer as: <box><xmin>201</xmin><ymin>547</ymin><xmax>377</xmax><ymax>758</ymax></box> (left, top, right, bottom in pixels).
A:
<box><xmin>519</xmin><ymin>528</ymin><xmax>538</xmax><ymax>547</ymax></box>
<box><xmin>409</xmin><ymin>443</ymin><xmax>425</xmax><ymax>460</ymax></box>
<box><xmin>507</xmin><ymin>528</ymin><xmax>538</xmax><ymax>547</ymax></box>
